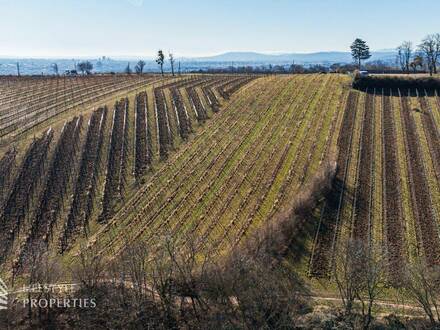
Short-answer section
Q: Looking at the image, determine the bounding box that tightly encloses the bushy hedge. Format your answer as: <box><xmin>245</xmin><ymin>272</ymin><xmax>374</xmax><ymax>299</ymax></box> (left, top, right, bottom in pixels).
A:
<box><xmin>353</xmin><ymin>76</ymin><xmax>440</xmax><ymax>90</ymax></box>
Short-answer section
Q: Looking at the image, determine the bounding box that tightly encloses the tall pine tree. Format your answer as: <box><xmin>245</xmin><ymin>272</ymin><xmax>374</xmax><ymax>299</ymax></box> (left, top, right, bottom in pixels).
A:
<box><xmin>351</xmin><ymin>38</ymin><xmax>371</xmax><ymax>70</ymax></box>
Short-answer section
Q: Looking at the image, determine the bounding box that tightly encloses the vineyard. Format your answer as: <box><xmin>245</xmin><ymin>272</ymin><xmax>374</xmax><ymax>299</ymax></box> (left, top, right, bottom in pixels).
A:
<box><xmin>309</xmin><ymin>86</ymin><xmax>440</xmax><ymax>283</ymax></box>
<box><xmin>0</xmin><ymin>75</ymin><xmax>158</xmax><ymax>145</ymax></box>
<box><xmin>0</xmin><ymin>73</ymin><xmax>256</xmax><ymax>273</ymax></box>
<box><xmin>86</xmin><ymin>73</ymin><xmax>347</xmax><ymax>260</ymax></box>
<box><xmin>2</xmin><ymin>73</ymin><xmax>440</xmax><ymax>289</ymax></box>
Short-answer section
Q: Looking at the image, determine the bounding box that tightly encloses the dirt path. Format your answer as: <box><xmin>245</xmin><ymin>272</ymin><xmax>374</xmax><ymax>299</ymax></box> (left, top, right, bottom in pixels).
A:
<box><xmin>310</xmin><ymin>295</ymin><xmax>424</xmax><ymax>312</ymax></box>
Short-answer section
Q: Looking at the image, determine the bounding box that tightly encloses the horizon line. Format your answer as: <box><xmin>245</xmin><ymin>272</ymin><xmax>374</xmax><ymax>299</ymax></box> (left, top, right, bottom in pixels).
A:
<box><xmin>0</xmin><ymin>49</ymin><xmax>396</xmax><ymax>60</ymax></box>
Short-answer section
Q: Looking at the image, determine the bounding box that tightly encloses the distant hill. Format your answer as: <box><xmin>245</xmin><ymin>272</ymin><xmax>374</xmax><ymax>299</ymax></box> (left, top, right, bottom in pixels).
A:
<box><xmin>188</xmin><ymin>51</ymin><xmax>397</xmax><ymax>64</ymax></box>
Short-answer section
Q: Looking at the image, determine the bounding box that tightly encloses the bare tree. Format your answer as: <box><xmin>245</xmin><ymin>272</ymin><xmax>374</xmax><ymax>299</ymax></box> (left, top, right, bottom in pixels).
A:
<box><xmin>156</xmin><ymin>50</ymin><xmax>165</xmax><ymax>76</ymax></box>
<box><xmin>121</xmin><ymin>240</ymin><xmax>151</xmax><ymax>305</ymax></box>
<box><xmin>404</xmin><ymin>258</ymin><xmax>440</xmax><ymax>327</ymax></box>
<box><xmin>410</xmin><ymin>54</ymin><xmax>424</xmax><ymax>73</ymax></box>
<box><xmin>166</xmin><ymin>233</ymin><xmax>213</xmax><ymax>321</ymax></box>
<box><xmin>135</xmin><ymin>60</ymin><xmax>146</xmax><ymax>74</ymax></box>
<box><xmin>77</xmin><ymin>61</ymin><xmax>93</xmax><ymax>75</ymax></box>
<box><xmin>24</xmin><ymin>242</ymin><xmax>46</xmax><ymax>324</ymax></box>
<box><xmin>20</xmin><ymin>242</ymin><xmax>62</xmax><ymax>327</ymax></box>
<box><xmin>70</xmin><ymin>244</ymin><xmax>105</xmax><ymax>295</ymax></box>
<box><xmin>355</xmin><ymin>244</ymin><xmax>387</xmax><ymax>329</ymax></box>
<box><xmin>333</xmin><ymin>240</ymin><xmax>364</xmax><ymax>317</ymax></box>
<box><xmin>148</xmin><ymin>235</ymin><xmax>179</xmax><ymax>328</ymax></box>
<box><xmin>397</xmin><ymin>41</ymin><xmax>412</xmax><ymax>73</ymax></box>
<box><xmin>333</xmin><ymin>240</ymin><xmax>387</xmax><ymax>329</ymax></box>
<box><xmin>418</xmin><ymin>33</ymin><xmax>440</xmax><ymax>75</ymax></box>
<box><xmin>169</xmin><ymin>53</ymin><xmax>175</xmax><ymax>76</ymax></box>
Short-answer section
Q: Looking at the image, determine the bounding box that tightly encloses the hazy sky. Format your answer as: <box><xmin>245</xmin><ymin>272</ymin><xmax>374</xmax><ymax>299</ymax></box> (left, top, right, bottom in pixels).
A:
<box><xmin>1</xmin><ymin>0</ymin><xmax>439</xmax><ymax>58</ymax></box>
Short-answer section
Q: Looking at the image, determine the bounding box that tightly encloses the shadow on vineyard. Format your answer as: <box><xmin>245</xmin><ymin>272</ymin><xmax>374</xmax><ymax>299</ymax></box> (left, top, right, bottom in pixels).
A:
<box><xmin>353</xmin><ymin>76</ymin><xmax>440</xmax><ymax>91</ymax></box>
<box><xmin>0</xmin><ymin>162</ymin><xmax>339</xmax><ymax>329</ymax></box>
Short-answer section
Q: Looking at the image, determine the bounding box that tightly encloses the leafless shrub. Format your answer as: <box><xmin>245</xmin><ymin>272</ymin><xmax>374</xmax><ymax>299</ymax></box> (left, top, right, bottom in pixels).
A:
<box><xmin>16</xmin><ymin>242</ymin><xmax>63</xmax><ymax>327</ymax></box>
<box><xmin>70</xmin><ymin>244</ymin><xmax>105</xmax><ymax>295</ymax></box>
<box><xmin>333</xmin><ymin>239</ymin><xmax>388</xmax><ymax>329</ymax></box>
<box><xmin>403</xmin><ymin>258</ymin><xmax>440</xmax><ymax>327</ymax></box>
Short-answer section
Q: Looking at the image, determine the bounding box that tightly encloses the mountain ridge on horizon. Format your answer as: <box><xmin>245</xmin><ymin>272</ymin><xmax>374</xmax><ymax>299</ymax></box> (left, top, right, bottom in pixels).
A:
<box><xmin>0</xmin><ymin>50</ymin><xmax>398</xmax><ymax>75</ymax></box>
<box><xmin>0</xmin><ymin>50</ymin><xmax>397</xmax><ymax>63</ymax></box>
<box><xmin>185</xmin><ymin>50</ymin><xmax>397</xmax><ymax>63</ymax></box>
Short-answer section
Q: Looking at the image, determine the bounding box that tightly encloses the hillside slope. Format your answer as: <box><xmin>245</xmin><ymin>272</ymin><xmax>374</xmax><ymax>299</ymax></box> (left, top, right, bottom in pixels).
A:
<box><xmin>84</xmin><ymin>74</ymin><xmax>350</xmax><ymax>260</ymax></box>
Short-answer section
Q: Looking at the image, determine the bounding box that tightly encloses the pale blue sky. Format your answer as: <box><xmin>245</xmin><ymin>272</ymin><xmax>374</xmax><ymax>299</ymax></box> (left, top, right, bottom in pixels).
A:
<box><xmin>1</xmin><ymin>0</ymin><xmax>439</xmax><ymax>58</ymax></box>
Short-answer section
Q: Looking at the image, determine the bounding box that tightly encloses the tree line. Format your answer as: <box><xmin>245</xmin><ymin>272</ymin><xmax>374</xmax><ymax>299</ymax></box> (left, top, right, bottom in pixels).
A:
<box><xmin>351</xmin><ymin>34</ymin><xmax>440</xmax><ymax>75</ymax></box>
<box><xmin>45</xmin><ymin>50</ymin><xmax>178</xmax><ymax>76</ymax></box>
<box><xmin>396</xmin><ymin>34</ymin><xmax>440</xmax><ymax>75</ymax></box>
